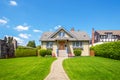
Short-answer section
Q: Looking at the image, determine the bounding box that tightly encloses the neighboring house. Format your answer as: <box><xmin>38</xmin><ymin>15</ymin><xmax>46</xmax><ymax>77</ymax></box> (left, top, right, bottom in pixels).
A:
<box><xmin>91</xmin><ymin>28</ymin><xmax>120</xmax><ymax>46</ymax></box>
<box><xmin>40</xmin><ymin>27</ymin><xmax>90</xmax><ymax>57</ymax></box>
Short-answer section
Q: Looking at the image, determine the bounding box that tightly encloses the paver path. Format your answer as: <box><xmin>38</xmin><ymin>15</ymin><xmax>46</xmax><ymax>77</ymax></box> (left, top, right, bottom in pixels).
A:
<box><xmin>44</xmin><ymin>57</ymin><xmax>70</xmax><ymax>80</ymax></box>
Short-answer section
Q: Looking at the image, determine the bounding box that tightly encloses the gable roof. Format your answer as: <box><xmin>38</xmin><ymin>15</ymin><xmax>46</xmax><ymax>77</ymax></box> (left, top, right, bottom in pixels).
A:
<box><xmin>96</xmin><ymin>30</ymin><xmax>120</xmax><ymax>35</ymax></box>
<box><xmin>40</xmin><ymin>32</ymin><xmax>53</xmax><ymax>41</ymax></box>
<box><xmin>48</xmin><ymin>27</ymin><xmax>76</xmax><ymax>39</ymax></box>
<box><xmin>40</xmin><ymin>27</ymin><xmax>90</xmax><ymax>41</ymax></box>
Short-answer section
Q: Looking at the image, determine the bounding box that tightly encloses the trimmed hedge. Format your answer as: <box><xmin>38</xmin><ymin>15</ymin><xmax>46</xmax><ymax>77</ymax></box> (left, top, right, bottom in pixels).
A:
<box><xmin>15</xmin><ymin>47</ymin><xmax>37</xmax><ymax>57</ymax></box>
<box><xmin>93</xmin><ymin>41</ymin><xmax>120</xmax><ymax>60</ymax></box>
<box><xmin>74</xmin><ymin>49</ymin><xmax>82</xmax><ymax>56</ymax></box>
<box><xmin>39</xmin><ymin>49</ymin><xmax>52</xmax><ymax>57</ymax></box>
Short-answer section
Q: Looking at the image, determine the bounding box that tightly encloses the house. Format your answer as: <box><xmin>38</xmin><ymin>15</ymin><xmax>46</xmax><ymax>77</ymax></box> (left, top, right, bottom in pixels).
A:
<box><xmin>40</xmin><ymin>27</ymin><xmax>90</xmax><ymax>57</ymax></box>
<box><xmin>92</xmin><ymin>28</ymin><xmax>120</xmax><ymax>46</ymax></box>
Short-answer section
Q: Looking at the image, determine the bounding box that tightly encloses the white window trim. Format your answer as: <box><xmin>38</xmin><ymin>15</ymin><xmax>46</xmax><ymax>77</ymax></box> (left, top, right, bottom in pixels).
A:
<box><xmin>73</xmin><ymin>41</ymin><xmax>83</xmax><ymax>48</ymax></box>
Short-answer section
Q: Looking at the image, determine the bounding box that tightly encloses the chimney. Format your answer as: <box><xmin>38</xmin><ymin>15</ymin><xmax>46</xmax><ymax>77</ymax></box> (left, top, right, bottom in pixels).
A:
<box><xmin>92</xmin><ymin>28</ymin><xmax>95</xmax><ymax>46</ymax></box>
<box><xmin>71</xmin><ymin>27</ymin><xmax>74</xmax><ymax>32</ymax></box>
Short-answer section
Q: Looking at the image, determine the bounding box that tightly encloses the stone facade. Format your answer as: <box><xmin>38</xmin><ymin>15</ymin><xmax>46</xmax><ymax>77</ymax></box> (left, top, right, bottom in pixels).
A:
<box><xmin>0</xmin><ymin>37</ymin><xmax>17</xmax><ymax>58</ymax></box>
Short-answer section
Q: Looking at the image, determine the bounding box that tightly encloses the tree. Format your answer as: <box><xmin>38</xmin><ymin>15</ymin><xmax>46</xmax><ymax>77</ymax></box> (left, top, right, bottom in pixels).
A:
<box><xmin>36</xmin><ymin>45</ymin><xmax>41</xmax><ymax>50</ymax></box>
<box><xmin>27</xmin><ymin>40</ymin><xmax>36</xmax><ymax>48</ymax></box>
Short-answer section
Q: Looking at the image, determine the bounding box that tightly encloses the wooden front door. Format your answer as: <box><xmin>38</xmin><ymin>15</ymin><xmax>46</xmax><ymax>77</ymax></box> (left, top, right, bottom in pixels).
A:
<box><xmin>59</xmin><ymin>41</ymin><xmax>65</xmax><ymax>50</ymax></box>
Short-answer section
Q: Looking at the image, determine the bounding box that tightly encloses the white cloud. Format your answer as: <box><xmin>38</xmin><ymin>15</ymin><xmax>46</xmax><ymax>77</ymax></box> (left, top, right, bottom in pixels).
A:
<box><xmin>15</xmin><ymin>25</ymin><xmax>29</xmax><ymax>31</ymax></box>
<box><xmin>19</xmin><ymin>33</ymin><xmax>31</xmax><ymax>39</ymax></box>
<box><xmin>0</xmin><ymin>17</ymin><xmax>8</xmax><ymax>24</ymax></box>
<box><xmin>54</xmin><ymin>25</ymin><xmax>62</xmax><ymax>30</ymax></box>
<box><xmin>13</xmin><ymin>36</ymin><xmax>24</xmax><ymax>45</ymax></box>
<box><xmin>0</xmin><ymin>19</ymin><xmax>7</xmax><ymax>24</ymax></box>
<box><xmin>33</xmin><ymin>29</ymin><xmax>43</xmax><ymax>33</ymax></box>
<box><xmin>9</xmin><ymin>0</ymin><xmax>17</xmax><ymax>6</ymax></box>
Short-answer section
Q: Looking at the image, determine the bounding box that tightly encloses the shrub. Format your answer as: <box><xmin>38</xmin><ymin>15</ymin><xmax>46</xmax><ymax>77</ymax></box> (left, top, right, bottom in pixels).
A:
<box><xmin>90</xmin><ymin>46</ymin><xmax>94</xmax><ymax>50</ymax></box>
<box><xmin>36</xmin><ymin>45</ymin><xmax>41</xmax><ymax>50</ymax></box>
<box><xmin>39</xmin><ymin>49</ymin><xmax>46</xmax><ymax>57</ymax></box>
<box><xmin>46</xmin><ymin>49</ymin><xmax>52</xmax><ymax>55</ymax></box>
<box><xmin>93</xmin><ymin>41</ymin><xmax>120</xmax><ymax>60</ymax></box>
<box><xmin>39</xmin><ymin>49</ymin><xmax>52</xmax><ymax>57</ymax></box>
<box><xmin>15</xmin><ymin>47</ymin><xmax>37</xmax><ymax>57</ymax></box>
<box><xmin>74</xmin><ymin>49</ymin><xmax>82</xmax><ymax>56</ymax></box>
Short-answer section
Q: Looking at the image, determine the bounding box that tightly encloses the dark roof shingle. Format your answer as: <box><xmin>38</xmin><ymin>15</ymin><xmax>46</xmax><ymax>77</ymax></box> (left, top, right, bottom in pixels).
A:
<box><xmin>96</xmin><ymin>30</ymin><xmax>120</xmax><ymax>35</ymax></box>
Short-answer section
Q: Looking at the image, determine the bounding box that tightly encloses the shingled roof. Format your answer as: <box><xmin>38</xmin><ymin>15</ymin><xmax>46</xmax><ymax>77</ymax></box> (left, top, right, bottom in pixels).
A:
<box><xmin>40</xmin><ymin>27</ymin><xmax>90</xmax><ymax>41</ymax></box>
<box><xmin>96</xmin><ymin>30</ymin><xmax>120</xmax><ymax>35</ymax></box>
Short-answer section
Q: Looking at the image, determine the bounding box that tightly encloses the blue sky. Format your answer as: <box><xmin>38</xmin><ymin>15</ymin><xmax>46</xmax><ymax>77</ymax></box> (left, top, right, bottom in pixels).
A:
<box><xmin>0</xmin><ymin>0</ymin><xmax>120</xmax><ymax>46</ymax></box>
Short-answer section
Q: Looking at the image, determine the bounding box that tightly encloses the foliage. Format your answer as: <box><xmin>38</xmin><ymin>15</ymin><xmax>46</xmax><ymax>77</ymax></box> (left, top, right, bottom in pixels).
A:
<box><xmin>93</xmin><ymin>41</ymin><xmax>120</xmax><ymax>60</ymax></box>
<box><xmin>39</xmin><ymin>49</ymin><xmax>46</xmax><ymax>57</ymax></box>
<box><xmin>63</xmin><ymin>57</ymin><xmax>120</xmax><ymax>80</ymax></box>
<box><xmin>73</xmin><ymin>49</ymin><xmax>82</xmax><ymax>56</ymax></box>
<box><xmin>15</xmin><ymin>47</ymin><xmax>37</xmax><ymax>57</ymax></box>
<box><xmin>47</xmin><ymin>49</ymin><xmax>52</xmax><ymax>55</ymax></box>
<box><xmin>90</xmin><ymin>46</ymin><xmax>94</xmax><ymax>50</ymax></box>
<box><xmin>0</xmin><ymin>57</ymin><xmax>56</xmax><ymax>80</ymax></box>
<box><xmin>17</xmin><ymin>46</ymin><xmax>32</xmax><ymax>49</ymax></box>
<box><xmin>36</xmin><ymin>45</ymin><xmax>41</xmax><ymax>50</ymax></box>
<box><xmin>27</xmin><ymin>40</ymin><xmax>36</xmax><ymax>48</ymax></box>
<box><xmin>39</xmin><ymin>49</ymin><xmax>52</xmax><ymax>57</ymax></box>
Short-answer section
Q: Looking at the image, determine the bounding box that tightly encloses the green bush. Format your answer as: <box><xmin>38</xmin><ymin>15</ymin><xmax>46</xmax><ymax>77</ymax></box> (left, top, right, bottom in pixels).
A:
<box><xmin>90</xmin><ymin>46</ymin><xmax>94</xmax><ymax>50</ymax></box>
<box><xmin>15</xmin><ymin>47</ymin><xmax>37</xmax><ymax>57</ymax></box>
<box><xmin>93</xmin><ymin>41</ymin><xmax>120</xmax><ymax>60</ymax></box>
<box><xmin>46</xmin><ymin>49</ymin><xmax>52</xmax><ymax>55</ymax></box>
<box><xmin>74</xmin><ymin>49</ymin><xmax>82</xmax><ymax>56</ymax></box>
<box><xmin>39</xmin><ymin>49</ymin><xmax>46</xmax><ymax>57</ymax></box>
<box><xmin>39</xmin><ymin>49</ymin><xmax>52</xmax><ymax>57</ymax></box>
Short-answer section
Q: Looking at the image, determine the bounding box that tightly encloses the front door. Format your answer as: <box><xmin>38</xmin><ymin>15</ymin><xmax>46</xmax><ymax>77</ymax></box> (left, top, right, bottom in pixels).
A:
<box><xmin>59</xmin><ymin>41</ymin><xmax>65</xmax><ymax>50</ymax></box>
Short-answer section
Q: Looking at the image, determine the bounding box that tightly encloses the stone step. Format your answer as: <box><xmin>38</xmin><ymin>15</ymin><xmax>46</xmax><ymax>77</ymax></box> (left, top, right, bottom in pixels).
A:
<box><xmin>58</xmin><ymin>50</ymin><xmax>68</xmax><ymax>57</ymax></box>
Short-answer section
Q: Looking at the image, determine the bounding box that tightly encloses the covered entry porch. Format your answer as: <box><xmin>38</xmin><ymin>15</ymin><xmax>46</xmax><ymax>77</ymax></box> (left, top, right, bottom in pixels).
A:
<box><xmin>55</xmin><ymin>40</ymin><xmax>69</xmax><ymax>57</ymax></box>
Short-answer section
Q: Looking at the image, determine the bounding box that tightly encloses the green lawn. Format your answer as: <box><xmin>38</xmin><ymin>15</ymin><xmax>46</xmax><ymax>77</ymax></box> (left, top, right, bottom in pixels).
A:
<box><xmin>0</xmin><ymin>57</ymin><xmax>56</xmax><ymax>80</ymax></box>
<box><xmin>63</xmin><ymin>57</ymin><xmax>120</xmax><ymax>80</ymax></box>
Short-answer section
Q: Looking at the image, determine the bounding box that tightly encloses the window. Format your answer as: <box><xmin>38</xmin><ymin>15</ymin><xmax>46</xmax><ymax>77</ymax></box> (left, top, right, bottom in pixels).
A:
<box><xmin>100</xmin><ymin>35</ymin><xmax>106</xmax><ymax>39</ymax></box>
<box><xmin>46</xmin><ymin>42</ymin><xmax>53</xmax><ymax>48</ymax></box>
<box><xmin>100</xmin><ymin>35</ymin><xmax>103</xmax><ymax>39</ymax></box>
<box><xmin>107</xmin><ymin>33</ymin><xmax>112</xmax><ymax>39</ymax></box>
<box><xmin>59</xmin><ymin>32</ymin><xmax>65</xmax><ymax>37</ymax></box>
<box><xmin>112</xmin><ymin>35</ymin><xmax>117</xmax><ymax>39</ymax></box>
<box><xmin>73</xmin><ymin>41</ymin><xmax>82</xmax><ymax>48</ymax></box>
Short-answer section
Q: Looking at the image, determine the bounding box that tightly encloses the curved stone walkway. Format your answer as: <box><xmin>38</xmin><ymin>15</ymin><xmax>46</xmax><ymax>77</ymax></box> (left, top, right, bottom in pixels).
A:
<box><xmin>44</xmin><ymin>57</ymin><xmax>70</xmax><ymax>80</ymax></box>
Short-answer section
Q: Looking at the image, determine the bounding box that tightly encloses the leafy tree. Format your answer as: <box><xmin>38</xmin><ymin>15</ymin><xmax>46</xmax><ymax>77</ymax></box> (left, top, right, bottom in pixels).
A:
<box><xmin>27</xmin><ymin>40</ymin><xmax>36</xmax><ymax>48</ymax></box>
<box><xmin>36</xmin><ymin>45</ymin><xmax>41</xmax><ymax>49</ymax></box>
